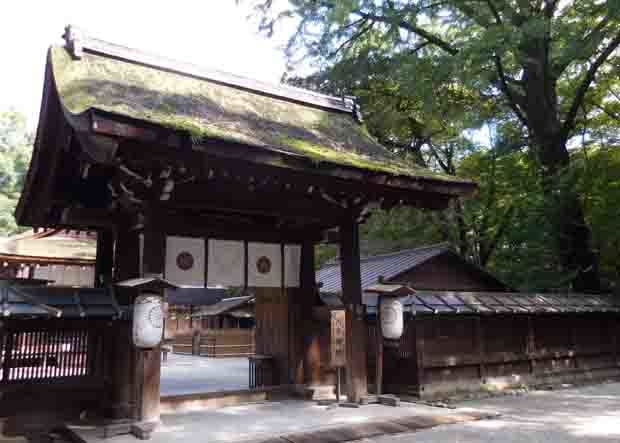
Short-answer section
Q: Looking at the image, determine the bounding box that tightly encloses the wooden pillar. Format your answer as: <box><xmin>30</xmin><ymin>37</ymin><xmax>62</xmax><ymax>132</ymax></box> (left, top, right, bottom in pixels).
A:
<box><xmin>527</xmin><ymin>315</ymin><xmax>536</xmax><ymax>374</ymax></box>
<box><xmin>339</xmin><ymin>219</ymin><xmax>367</xmax><ymax>403</ymax></box>
<box><xmin>106</xmin><ymin>229</ymin><xmax>140</xmax><ymax>420</ymax></box>
<box><xmin>135</xmin><ymin>224</ymin><xmax>165</xmax><ymax>423</ymax></box>
<box><xmin>95</xmin><ymin>229</ymin><xmax>114</xmax><ymax>287</ymax></box>
<box><xmin>413</xmin><ymin>319</ymin><xmax>425</xmax><ymax>396</ymax></box>
<box><xmin>613</xmin><ymin>316</ymin><xmax>619</xmax><ymax>367</ymax></box>
<box><xmin>298</xmin><ymin>240</ymin><xmax>321</xmax><ymax>387</ymax></box>
<box><xmin>474</xmin><ymin>317</ymin><xmax>486</xmax><ymax>382</ymax></box>
<box><xmin>375</xmin><ymin>298</ymin><xmax>383</xmax><ymax>396</ymax></box>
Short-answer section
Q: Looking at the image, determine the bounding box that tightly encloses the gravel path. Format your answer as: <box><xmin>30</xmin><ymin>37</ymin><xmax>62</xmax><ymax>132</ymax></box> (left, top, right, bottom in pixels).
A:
<box><xmin>362</xmin><ymin>382</ymin><xmax>620</xmax><ymax>442</ymax></box>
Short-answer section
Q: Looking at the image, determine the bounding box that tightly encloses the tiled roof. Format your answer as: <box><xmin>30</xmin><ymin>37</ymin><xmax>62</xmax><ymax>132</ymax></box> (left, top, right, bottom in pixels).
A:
<box><xmin>317</xmin><ymin>245</ymin><xmax>449</xmax><ymax>294</ymax></box>
<box><xmin>1</xmin><ymin>284</ymin><xmax>124</xmax><ymax>319</ymax></box>
<box><xmin>363</xmin><ymin>291</ymin><xmax>620</xmax><ymax>316</ymax></box>
<box><xmin>191</xmin><ymin>295</ymin><xmax>254</xmax><ymax>317</ymax></box>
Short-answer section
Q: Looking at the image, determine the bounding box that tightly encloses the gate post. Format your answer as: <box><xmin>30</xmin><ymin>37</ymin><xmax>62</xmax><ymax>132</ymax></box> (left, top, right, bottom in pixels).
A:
<box><xmin>339</xmin><ymin>218</ymin><xmax>368</xmax><ymax>403</ymax></box>
<box><xmin>135</xmin><ymin>223</ymin><xmax>165</xmax><ymax>424</ymax></box>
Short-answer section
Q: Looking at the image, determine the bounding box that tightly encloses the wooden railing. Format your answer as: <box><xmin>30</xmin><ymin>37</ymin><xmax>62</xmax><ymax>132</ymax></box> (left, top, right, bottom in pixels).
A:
<box><xmin>172</xmin><ymin>329</ymin><xmax>255</xmax><ymax>358</ymax></box>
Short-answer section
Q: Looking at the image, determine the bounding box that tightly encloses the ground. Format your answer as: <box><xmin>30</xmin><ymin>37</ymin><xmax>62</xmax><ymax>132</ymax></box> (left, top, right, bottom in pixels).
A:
<box><xmin>160</xmin><ymin>354</ymin><xmax>249</xmax><ymax>396</ymax></box>
<box><xmin>364</xmin><ymin>382</ymin><xmax>620</xmax><ymax>443</ymax></box>
<box><xmin>158</xmin><ymin>355</ymin><xmax>620</xmax><ymax>442</ymax></box>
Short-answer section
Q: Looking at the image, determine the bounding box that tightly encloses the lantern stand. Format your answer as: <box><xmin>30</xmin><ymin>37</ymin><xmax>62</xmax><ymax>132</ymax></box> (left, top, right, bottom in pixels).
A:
<box><xmin>366</xmin><ymin>278</ymin><xmax>416</xmax><ymax>407</ymax></box>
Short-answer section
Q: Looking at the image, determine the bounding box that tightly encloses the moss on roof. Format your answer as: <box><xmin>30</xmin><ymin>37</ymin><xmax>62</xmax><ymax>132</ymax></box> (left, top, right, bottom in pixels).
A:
<box><xmin>50</xmin><ymin>46</ymin><xmax>469</xmax><ymax>183</ymax></box>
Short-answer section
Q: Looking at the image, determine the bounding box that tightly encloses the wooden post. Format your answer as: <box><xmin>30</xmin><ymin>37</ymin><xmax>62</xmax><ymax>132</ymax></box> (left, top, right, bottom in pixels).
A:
<box><xmin>299</xmin><ymin>240</ymin><xmax>320</xmax><ymax>387</ymax></box>
<box><xmin>375</xmin><ymin>297</ymin><xmax>383</xmax><ymax>396</ymax></box>
<box><xmin>527</xmin><ymin>316</ymin><xmax>536</xmax><ymax>374</ymax></box>
<box><xmin>95</xmin><ymin>229</ymin><xmax>114</xmax><ymax>287</ymax></box>
<box><xmin>106</xmin><ymin>229</ymin><xmax>140</xmax><ymax>420</ymax></box>
<box><xmin>475</xmin><ymin>317</ymin><xmax>486</xmax><ymax>382</ymax></box>
<box><xmin>571</xmin><ymin>315</ymin><xmax>579</xmax><ymax>369</ymax></box>
<box><xmin>135</xmin><ymin>223</ymin><xmax>165</xmax><ymax>423</ymax></box>
<box><xmin>414</xmin><ymin>319</ymin><xmax>425</xmax><ymax>396</ymax></box>
<box><xmin>339</xmin><ymin>219</ymin><xmax>367</xmax><ymax>403</ymax></box>
<box><xmin>612</xmin><ymin>316</ymin><xmax>619</xmax><ymax>367</ymax></box>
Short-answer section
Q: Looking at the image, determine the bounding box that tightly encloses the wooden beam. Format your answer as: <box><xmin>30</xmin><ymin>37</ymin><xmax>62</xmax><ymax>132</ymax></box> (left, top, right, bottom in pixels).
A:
<box><xmin>339</xmin><ymin>218</ymin><xmax>367</xmax><ymax>403</ymax></box>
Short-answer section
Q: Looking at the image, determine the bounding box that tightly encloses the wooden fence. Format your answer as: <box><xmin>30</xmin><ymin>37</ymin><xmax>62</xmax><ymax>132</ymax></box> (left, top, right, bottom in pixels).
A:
<box><xmin>172</xmin><ymin>329</ymin><xmax>255</xmax><ymax>358</ymax></box>
<box><xmin>0</xmin><ymin>320</ymin><xmax>103</xmax><ymax>383</ymax></box>
<box><xmin>367</xmin><ymin>314</ymin><xmax>620</xmax><ymax>398</ymax></box>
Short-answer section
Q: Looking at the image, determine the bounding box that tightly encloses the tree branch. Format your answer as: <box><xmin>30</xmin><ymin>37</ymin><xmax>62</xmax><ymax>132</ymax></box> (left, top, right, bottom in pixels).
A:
<box><xmin>554</xmin><ymin>16</ymin><xmax>611</xmax><ymax>76</ymax></box>
<box><xmin>330</xmin><ymin>19</ymin><xmax>372</xmax><ymax>58</ymax></box>
<box><xmin>494</xmin><ymin>55</ymin><xmax>528</xmax><ymax>127</ymax></box>
<box><xmin>562</xmin><ymin>32</ymin><xmax>620</xmax><ymax>138</ymax></box>
<box><xmin>358</xmin><ymin>11</ymin><xmax>458</xmax><ymax>55</ymax></box>
<box><xmin>486</xmin><ymin>0</ymin><xmax>503</xmax><ymax>24</ymax></box>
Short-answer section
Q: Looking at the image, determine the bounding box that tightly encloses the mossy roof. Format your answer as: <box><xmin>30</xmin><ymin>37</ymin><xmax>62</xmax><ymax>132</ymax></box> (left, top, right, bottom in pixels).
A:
<box><xmin>50</xmin><ymin>46</ymin><xmax>470</xmax><ymax>184</ymax></box>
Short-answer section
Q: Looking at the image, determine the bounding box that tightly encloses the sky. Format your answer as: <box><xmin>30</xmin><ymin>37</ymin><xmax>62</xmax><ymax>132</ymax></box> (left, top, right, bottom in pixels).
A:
<box><xmin>0</xmin><ymin>0</ymin><xmax>294</xmax><ymax>128</ymax></box>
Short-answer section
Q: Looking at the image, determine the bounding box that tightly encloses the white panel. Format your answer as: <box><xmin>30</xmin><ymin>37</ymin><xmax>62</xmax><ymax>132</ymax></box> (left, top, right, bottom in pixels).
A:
<box><xmin>34</xmin><ymin>265</ymin><xmax>50</xmax><ymax>281</ymax></box>
<box><xmin>50</xmin><ymin>266</ymin><xmax>64</xmax><ymax>286</ymax></box>
<box><xmin>248</xmin><ymin>242</ymin><xmax>282</xmax><ymax>288</ymax></box>
<box><xmin>165</xmin><ymin>236</ymin><xmax>205</xmax><ymax>287</ymax></box>
<box><xmin>65</xmin><ymin>266</ymin><xmax>81</xmax><ymax>287</ymax></box>
<box><xmin>207</xmin><ymin>240</ymin><xmax>244</xmax><ymax>287</ymax></box>
<box><xmin>79</xmin><ymin>266</ymin><xmax>95</xmax><ymax>287</ymax></box>
<box><xmin>284</xmin><ymin>244</ymin><xmax>301</xmax><ymax>288</ymax></box>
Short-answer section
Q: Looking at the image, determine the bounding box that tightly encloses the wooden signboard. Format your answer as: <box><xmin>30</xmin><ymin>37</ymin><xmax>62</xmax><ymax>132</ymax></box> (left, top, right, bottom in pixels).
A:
<box><xmin>330</xmin><ymin>310</ymin><xmax>346</xmax><ymax>368</ymax></box>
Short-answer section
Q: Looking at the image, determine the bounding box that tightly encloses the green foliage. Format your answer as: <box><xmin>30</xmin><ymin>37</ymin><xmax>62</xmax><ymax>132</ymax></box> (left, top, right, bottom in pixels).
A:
<box><xmin>0</xmin><ymin>110</ymin><xmax>32</xmax><ymax>235</ymax></box>
<box><xmin>248</xmin><ymin>0</ymin><xmax>620</xmax><ymax>291</ymax></box>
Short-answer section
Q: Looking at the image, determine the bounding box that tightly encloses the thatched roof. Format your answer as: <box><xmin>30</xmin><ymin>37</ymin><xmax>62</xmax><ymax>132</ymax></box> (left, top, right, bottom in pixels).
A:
<box><xmin>48</xmin><ymin>30</ymin><xmax>472</xmax><ymax>184</ymax></box>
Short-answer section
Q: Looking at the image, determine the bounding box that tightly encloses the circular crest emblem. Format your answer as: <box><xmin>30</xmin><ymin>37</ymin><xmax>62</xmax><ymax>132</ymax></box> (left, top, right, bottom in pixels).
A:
<box><xmin>256</xmin><ymin>256</ymin><xmax>272</xmax><ymax>274</ymax></box>
<box><xmin>148</xmin><ymin>306</ymin><xmax>164</xmax><ymax>328</ymax></box>
<box><xmin>176</xmin><ymin>251</ymin><xmax>194</xmax><ymax>271</ymax></box>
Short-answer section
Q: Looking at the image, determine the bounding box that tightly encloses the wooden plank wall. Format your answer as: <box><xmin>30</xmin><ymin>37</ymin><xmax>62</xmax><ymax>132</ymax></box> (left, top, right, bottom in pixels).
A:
<box><xmin>254</xmin><ymin>287</ymin><xmax>289</xmax><ymax>385</ymax></box>
<box><xmin>370</xmin><ymin>314</ymin><xmax>620</xmax><ymax>399</ymax></box>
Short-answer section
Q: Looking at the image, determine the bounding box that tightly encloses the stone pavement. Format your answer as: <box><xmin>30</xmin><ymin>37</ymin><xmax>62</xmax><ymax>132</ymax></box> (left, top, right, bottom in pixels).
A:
<box><xmin>160</xmin><ymin>354</ymin><xmax>249</xmax><ymax>396</ymax></box>
<box><xmin>361</xmin><ymin>382</ymin><xmax>620</xmax><ymax>443</ymax></box>
<box><xmin>70</xmin><ymin>400</ymin><xmax>492</xmax><ymax>443</ymax></box>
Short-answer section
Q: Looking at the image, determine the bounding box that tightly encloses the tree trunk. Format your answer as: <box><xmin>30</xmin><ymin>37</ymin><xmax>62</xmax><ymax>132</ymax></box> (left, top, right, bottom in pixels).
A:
<box><xmin>522</xmin><ymin>41</ymin><xmax>600</xmax><ymax>292</ymax></box>
<box><xmin>537</xmin><ymin>137</ymin><xmax>600</xmax><ymax>292</ymax></box>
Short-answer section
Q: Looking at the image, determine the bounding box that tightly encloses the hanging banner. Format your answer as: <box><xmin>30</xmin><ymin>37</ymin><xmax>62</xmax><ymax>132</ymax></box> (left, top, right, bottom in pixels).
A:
<box><xmin>284</xmin><ymin>244</ymin><xmax>301</xmax><ymax>288</ymax></box>
<box><xmin>248</xmin><ymin>242</ymin><xmax>282</xmax><ymax>288</ymax></box>
<box><xmin>207</xmin><ymin>239</ymin><xmax>244</xmax><ymax>287</ymax></box>
<box><xmin>165</xmin><ymin>236</ymin><xmax>205</xmax><ymax>287</ymax></box>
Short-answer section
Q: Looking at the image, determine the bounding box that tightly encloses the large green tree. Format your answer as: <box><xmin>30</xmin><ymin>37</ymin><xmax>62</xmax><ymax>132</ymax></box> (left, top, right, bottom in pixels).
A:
<box><xmin>252</xmin><ymin>0</ymin><xmax>620</xmax><ymax>291</ymax></box>
<box><xmin>0</xmin><ymin>110</ymin><xmax>32</xmax><ymax>235</ymax></box>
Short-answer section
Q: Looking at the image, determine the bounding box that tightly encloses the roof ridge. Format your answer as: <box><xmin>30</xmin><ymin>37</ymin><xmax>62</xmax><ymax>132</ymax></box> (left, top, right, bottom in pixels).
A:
<box><xmin>360</xmin><ymin>243</ymin><xmax>450</xmax><ymax>262</ymax></box>
<box><xmin>320</xmin><ymin>243</ymin><xmax>450</xmax><ymax>268</ymax></box>
<box><xmin>62</xmin><ymin>25</ymin><xmax>357</xmax><ymax>115</ymax></box>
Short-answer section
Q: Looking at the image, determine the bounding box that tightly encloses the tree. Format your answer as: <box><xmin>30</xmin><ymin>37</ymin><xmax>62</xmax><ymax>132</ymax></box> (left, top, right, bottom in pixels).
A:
<box><xmin>0</xmin><ymin>110</ymin><xmax>32</xmax><ymax>235</ymax></box>
<box><xmin>251</xmin><ymin>0</ymin><xmax>620</xmax><ymax>291</ymax></box>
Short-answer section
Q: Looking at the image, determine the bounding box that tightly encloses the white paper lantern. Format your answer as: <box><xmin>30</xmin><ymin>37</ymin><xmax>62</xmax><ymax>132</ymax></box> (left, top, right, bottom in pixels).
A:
<box><xmin>133</xmin><ymin>293</ymin><xmax>164</xmax><ymax>348</ymax></box>
<box><xmin>380</xmin><ymin>297</ymin><xmax>404</xmax><ymax>340</ymax></box>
